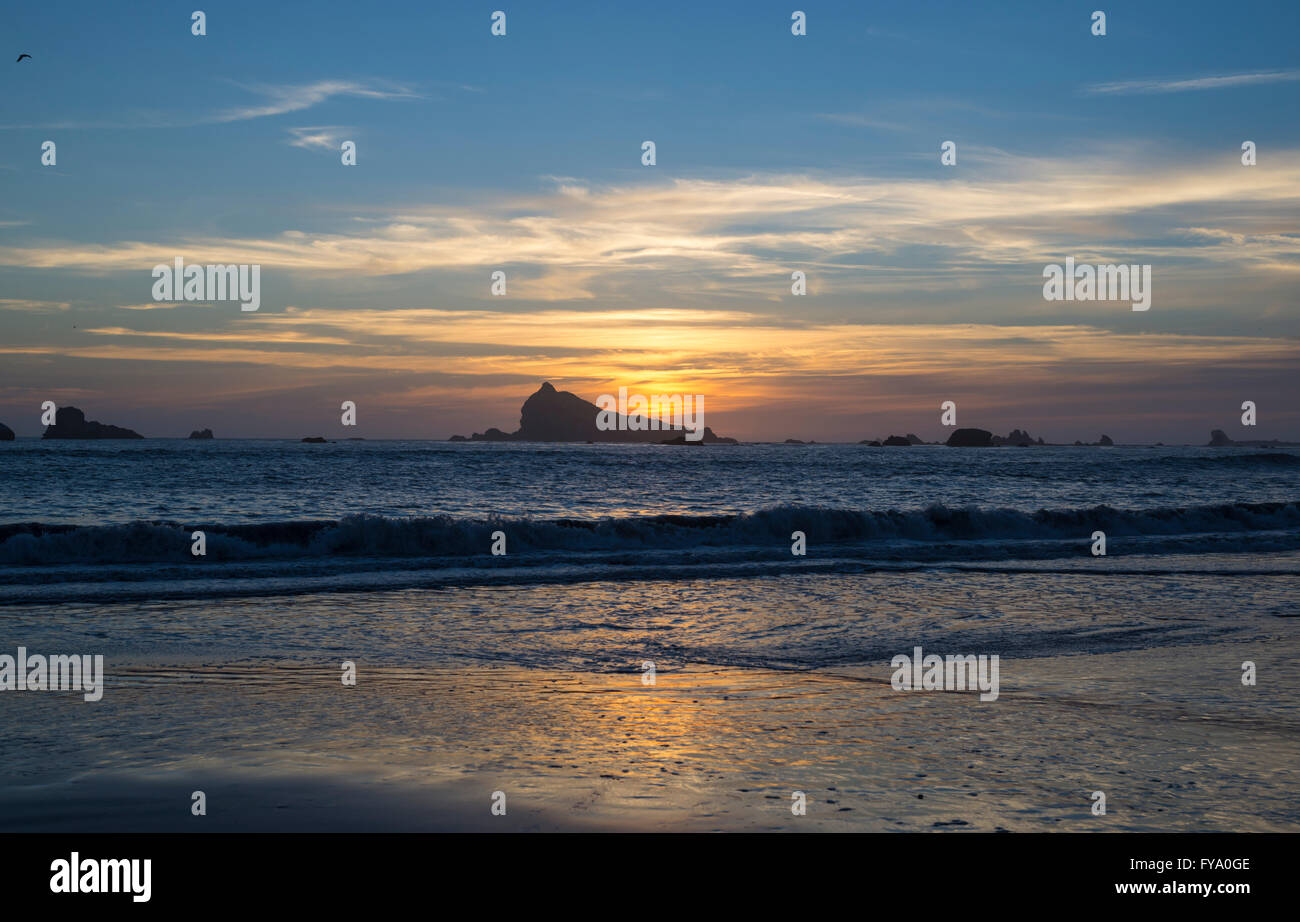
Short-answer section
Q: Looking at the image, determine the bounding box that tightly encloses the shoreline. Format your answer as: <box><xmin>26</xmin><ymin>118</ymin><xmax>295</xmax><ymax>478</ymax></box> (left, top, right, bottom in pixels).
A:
<box><xmin>3</xmin><ymin>640</ymin><xmax>1295</xmax><ymax>833</ymax></box>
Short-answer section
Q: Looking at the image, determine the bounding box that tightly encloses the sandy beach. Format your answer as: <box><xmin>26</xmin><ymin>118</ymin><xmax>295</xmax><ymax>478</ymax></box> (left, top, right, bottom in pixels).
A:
<box><xmin>3</xmin><ymin>635</ymin><xmax>1294</xmax><ymax>832</ymax></box>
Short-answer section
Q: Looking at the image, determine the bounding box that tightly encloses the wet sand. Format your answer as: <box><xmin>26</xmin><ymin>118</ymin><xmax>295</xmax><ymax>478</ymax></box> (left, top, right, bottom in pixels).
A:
<box><xmin>2</xmin><ymin>639</ymin><xmax>1294</xmax><ymax>832</ymax></box>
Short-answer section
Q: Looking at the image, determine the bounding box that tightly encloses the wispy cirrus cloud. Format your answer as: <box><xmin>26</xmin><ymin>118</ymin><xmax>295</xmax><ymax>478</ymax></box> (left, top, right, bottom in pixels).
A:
<box><xmin>0</xmin><ymin>298</ymin><xmax>69</xmax><ymax>312</ymax></box>
<box><xmin>2</xmin><ymin>149</ymin><xmax>1297</xmax><ymax>296</ymax></box>
<box><xmin>212</xmin><ymin>79</ymin><xmax>419</xmax><ymax>123</ymax></box>
<box><xmin>0</xmin><ymin>80</ymin><xmax>421</xmax><ymax>132</ymax></box>
<box><xmin>285</xmin><ymin>125</ymin><xmax>350</xmax><ymax>151</ymax></box>
<box><xmin>1085</xmin><ymin>69</ymin><xmax>1300</xmax><ymax>95</ymax></box>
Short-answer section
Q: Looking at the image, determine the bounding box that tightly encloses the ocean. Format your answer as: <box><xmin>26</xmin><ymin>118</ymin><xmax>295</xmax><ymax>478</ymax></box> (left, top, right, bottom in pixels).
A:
<box><xmin>1</xmin><ymin>440</ymin><xmax>1297</xmax><ymax>831</ymax></box>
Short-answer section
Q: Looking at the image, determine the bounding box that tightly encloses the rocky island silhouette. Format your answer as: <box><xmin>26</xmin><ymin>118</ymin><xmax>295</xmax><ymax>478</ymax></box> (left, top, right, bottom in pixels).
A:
<box><xmin>450</xmin><ymin>382</ymin><xmax>738</xmax><ymax>444</ymax></box>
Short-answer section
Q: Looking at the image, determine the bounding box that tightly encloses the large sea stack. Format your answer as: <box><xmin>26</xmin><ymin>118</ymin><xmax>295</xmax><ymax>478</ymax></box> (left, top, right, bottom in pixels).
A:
<box><xmin>42</xmin><ymin>407</ymin><xmax>143</xmax><ymax>439</ymax></box>
<box><xmin>452</xmin><ymin>382</ymin><xmax>737</xmax><ymax>444</ymax></box>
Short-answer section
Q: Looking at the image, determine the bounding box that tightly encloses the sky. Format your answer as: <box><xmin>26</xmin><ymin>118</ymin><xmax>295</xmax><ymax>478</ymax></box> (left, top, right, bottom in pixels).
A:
<box><xmin>1</xmin><ymin>0</ymin><xmax>1298</xmax><ymax>442</ymax></box>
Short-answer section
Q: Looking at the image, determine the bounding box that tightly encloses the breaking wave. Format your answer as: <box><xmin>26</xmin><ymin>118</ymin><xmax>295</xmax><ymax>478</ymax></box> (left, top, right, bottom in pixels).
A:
<box><xmin>4</xmin><ymin>501</ymin><xmax>1300</xmax><ymax>566</ymax></box>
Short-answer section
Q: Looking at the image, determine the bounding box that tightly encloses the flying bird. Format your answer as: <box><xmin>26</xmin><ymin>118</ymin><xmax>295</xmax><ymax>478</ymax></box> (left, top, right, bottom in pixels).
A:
<box><xmin>16</xmin><ymin>54</ymin><xmax>32</xmax><ymax>62</ymax></box>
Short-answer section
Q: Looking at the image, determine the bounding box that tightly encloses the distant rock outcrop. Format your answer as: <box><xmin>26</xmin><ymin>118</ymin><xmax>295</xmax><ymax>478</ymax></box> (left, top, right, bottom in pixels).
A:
<box><xmin>991</xmin><ymin>428</ymin><xmax>1044</xmax><ymax>447</ymax></box>
<box><xmin>1098</xmin><ymin>434</ymin><xmax>1113</xmax><ymax>446</ymax></box>
<box><xmin>862</xmin><ymin>433</ymin><xmax>926</xmax><ymax>446</ymax></box>
<box><xmin>42</xmin><ymin>407</ymin><xmax>143</xmax><ymax>439</ymax></box>
<box><xmin>1208</xmin><ymin>429</ymin><xmax>1299</xmax><ymax>447</ymax></box>
<box><xmin>945</xmin><ymin>428</ymin><xmax>994</xmax><ymax>447</ymax></box>
<box><xmin>301</xmin><ymin>437</ymin><xmax>328</xmax><ymax>443</ymax></box>
<box><xmin>0</xmin><ymin>422</ymin><xmax>13</xmax><ymax>441</ymax></box>
<box><xmin>188</xmin><ymin>428</ymin><xmax>214</xmax><ymax>440</ymax></box>
<box><xmin>452</xmin><ymin>382</ymin><xmax>737</xmax><ymax>443</ymax></box>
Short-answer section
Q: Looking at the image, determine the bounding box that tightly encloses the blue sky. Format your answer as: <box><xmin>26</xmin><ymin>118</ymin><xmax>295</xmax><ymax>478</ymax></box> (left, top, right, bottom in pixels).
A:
<box><xmin>1</xmin><ymin>1</ymin><xmax>1298</xmax><ymax>441</ymax></box>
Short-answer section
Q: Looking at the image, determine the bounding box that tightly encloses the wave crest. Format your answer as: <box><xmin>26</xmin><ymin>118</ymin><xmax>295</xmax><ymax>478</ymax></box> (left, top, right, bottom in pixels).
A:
<box><xmin>3</xmin><ymin>501</ymin><xmax>1299</xmax><ymax>566</ymax></box>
